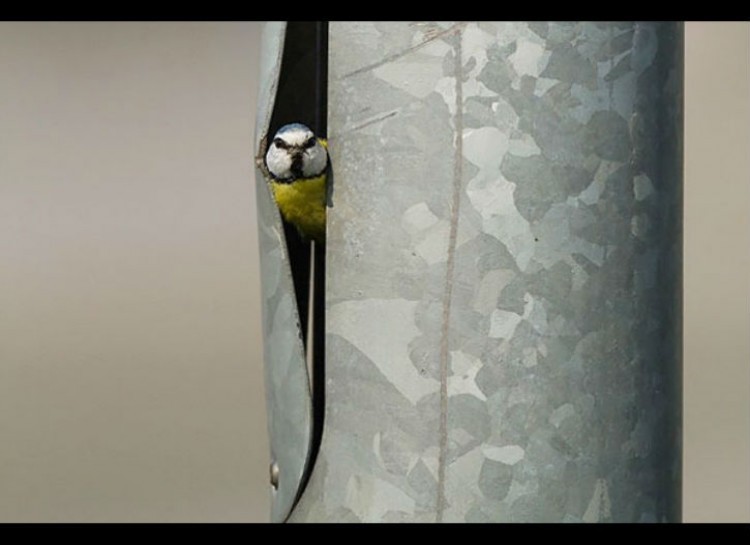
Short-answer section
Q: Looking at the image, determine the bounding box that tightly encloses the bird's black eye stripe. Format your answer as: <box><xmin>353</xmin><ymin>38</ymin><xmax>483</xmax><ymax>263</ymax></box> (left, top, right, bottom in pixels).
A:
<box><xmin>304</xmin><ymin>137</ymin><xmax>316</xmax><ymax>148</ymax></box>
<box><xmin>274</xmin><ymin>137</ymin><xmax>288</xmax><ymax>149</ymax></box>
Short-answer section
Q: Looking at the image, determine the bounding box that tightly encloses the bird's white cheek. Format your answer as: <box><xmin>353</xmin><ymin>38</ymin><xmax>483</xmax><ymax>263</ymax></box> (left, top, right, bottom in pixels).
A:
<box><xmin>302</xmin><ymin>149</ymin><xmax>328</xmax><ymax>177</ymax></box>
<box><xmin>266</xmin><ymin>148</ymin><xmax>292</xmax><ymax>178</ymax></box>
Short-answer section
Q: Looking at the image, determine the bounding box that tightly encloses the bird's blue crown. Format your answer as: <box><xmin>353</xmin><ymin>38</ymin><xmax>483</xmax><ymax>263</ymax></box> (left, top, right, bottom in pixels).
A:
<box><xmin>276</xmin><ymin>123</ymin><xmax>313</xmax><ymax>135</ymax></box>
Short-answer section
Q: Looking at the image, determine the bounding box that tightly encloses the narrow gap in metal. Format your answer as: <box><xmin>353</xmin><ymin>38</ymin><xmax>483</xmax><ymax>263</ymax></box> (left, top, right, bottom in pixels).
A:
<box><xmin>436</xmin><ymin>27</ymin><xmax>464</xmax><ymax>523</ymax></box>
<box><xmin>267</xmin><ymin>21</ymin><xmax>328</xmax><ymax>518</ymax></box>
<box><xmin>305</xmin><ymin>242</ymin><xmax>316</xmax><ymax>391</ymax></box>
<box><xmin>308</xmin><ymin>20</ymin><xmax>328</xmax><ymax>491</ymax></box>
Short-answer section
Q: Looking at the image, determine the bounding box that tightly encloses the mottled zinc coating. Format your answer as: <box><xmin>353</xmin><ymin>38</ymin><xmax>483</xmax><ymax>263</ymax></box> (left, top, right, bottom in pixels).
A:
<box><xmin>254</xmin><ymin>22</ymin><xmax>314</xmax><ymax>523</ymax></box>
<box><xmin>289</xmin><ymin>22</ymin><xmax>682</xmax><ymax>522</ymax></box>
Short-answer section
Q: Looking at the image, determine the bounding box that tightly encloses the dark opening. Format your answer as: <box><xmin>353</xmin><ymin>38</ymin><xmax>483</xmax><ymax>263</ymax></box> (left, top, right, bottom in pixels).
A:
<box><xmin>266</xmin><ymin>21</ymin><xmax>328</xmax><ymax>510</ymax></box>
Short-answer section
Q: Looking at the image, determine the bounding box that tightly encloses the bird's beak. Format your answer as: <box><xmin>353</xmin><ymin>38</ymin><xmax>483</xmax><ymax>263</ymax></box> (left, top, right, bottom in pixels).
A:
<box><xmin>290</xmin><ymin>149</ymin><xmax>304</xmax><ymax>178</ymax></box>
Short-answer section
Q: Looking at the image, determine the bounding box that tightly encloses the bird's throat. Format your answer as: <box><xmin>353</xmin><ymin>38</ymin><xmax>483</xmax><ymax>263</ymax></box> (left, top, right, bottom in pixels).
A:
<box><xmin>291</xmin><ymin>154</ymin><xmax>304</xmax><ymax>179</ymax></box>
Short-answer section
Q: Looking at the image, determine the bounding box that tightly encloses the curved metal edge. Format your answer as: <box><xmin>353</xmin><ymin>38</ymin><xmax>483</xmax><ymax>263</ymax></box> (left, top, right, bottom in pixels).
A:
<box><xmin>255</xmin><ymin>21</ymin><xmax>286</xmax><ymax>149</ymax></box>
<box><xmin>254</xmin><ymin>21</ymin><xmax>314</xmax><ymax>523</ymax></box>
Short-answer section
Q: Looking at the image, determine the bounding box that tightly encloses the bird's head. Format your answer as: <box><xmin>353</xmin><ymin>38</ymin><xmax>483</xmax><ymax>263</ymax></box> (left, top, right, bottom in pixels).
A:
<box><xmin>265</xmin><ymin>123</ymin><xmax>327</xmax><ymax>181</ymax></box>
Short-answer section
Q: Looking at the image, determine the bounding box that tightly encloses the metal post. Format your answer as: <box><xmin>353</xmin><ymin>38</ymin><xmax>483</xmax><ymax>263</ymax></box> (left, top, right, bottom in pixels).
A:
<box><xmin>259</xmin><ymin>21</ymin><xmax>683</xmax><ymax>523</ymax></box>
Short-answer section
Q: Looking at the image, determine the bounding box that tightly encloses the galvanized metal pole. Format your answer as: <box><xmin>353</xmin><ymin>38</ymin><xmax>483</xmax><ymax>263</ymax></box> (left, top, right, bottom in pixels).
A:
<box><xmin>258</xmin><ymin>21</ymin><xmax>682</xmax><ymax>523</ymax></box>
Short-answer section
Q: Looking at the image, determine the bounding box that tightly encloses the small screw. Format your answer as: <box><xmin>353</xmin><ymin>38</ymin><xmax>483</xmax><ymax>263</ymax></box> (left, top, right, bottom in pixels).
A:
<box><xmin>270</xmin><ymin>461</ymin><xmax>280</xmax><ymax>490</ymax></box>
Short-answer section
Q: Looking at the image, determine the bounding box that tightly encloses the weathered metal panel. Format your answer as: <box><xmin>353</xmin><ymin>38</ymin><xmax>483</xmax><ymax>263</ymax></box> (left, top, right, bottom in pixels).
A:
<box><xmin>289</xmin><ymin>21</ymin><xmax>682</xmax><ymax>523</ymax></box>
<box><xmin>254</xmin><ymin>21</ymin><xmax>314</xmax><ymax>523</ymax></box>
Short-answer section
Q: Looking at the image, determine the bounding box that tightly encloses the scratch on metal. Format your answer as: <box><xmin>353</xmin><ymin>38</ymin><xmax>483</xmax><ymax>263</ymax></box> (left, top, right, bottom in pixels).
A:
<box><xmin>340</xmin><ymin>22</ymin><xmax>468</xmax><ymax>80</ymax></box>
<box><xmin>345</xmin><ymin>110</ymin><xmax>400</xmax><ymax>134</ymax></box>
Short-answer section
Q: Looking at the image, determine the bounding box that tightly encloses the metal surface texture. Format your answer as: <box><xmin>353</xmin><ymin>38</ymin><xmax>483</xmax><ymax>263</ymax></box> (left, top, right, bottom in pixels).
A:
<box><xmin>254</xmin><ymin>21</ymin><xmax>314</xmax><ymax>523</ymax></box>
<box><xmin>288</xmin><ymin>21</ymin><xmax>682</xmax><ymax>522</ymax></box>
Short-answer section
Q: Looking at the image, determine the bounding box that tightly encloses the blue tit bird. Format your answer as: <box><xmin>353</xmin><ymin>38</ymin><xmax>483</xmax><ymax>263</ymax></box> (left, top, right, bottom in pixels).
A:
<box><xmin>265</xmin><ymin>123</ymin><xmax>328</xmax><ymax>244</ymax></box>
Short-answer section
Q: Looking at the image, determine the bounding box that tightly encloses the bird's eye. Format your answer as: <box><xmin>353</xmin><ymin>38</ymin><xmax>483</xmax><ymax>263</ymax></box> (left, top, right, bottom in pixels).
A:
<box><xmin>303</xmin><ymin>137</ymin><xmax>316</xmax><ymax>149</ymax></box>
<box><xmin>273</xmin><ymin>138</ymin><xmax>288</xmax><ymax>149</ymax></box>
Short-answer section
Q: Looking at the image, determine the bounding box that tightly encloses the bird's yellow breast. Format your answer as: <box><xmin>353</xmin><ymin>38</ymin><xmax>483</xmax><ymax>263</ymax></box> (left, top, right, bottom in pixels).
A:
<box><xmin>270</xmin><ymin>173</ymin><xmax>327</xmax><ymax>243</ymax></box>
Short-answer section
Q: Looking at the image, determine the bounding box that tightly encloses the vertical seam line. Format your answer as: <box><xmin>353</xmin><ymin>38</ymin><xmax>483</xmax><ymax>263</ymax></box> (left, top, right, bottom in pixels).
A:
<box><xmin>436</xmin><ymin>26</ymin><xmax>463</xmax><ymax>523</ymax></box>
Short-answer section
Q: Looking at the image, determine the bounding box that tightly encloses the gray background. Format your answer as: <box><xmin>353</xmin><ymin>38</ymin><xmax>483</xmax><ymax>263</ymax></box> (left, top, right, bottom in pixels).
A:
<box><xmin>0</xmin><ymin>22</ymin><xmax>746</xmax><ymax>522</ymax></box>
